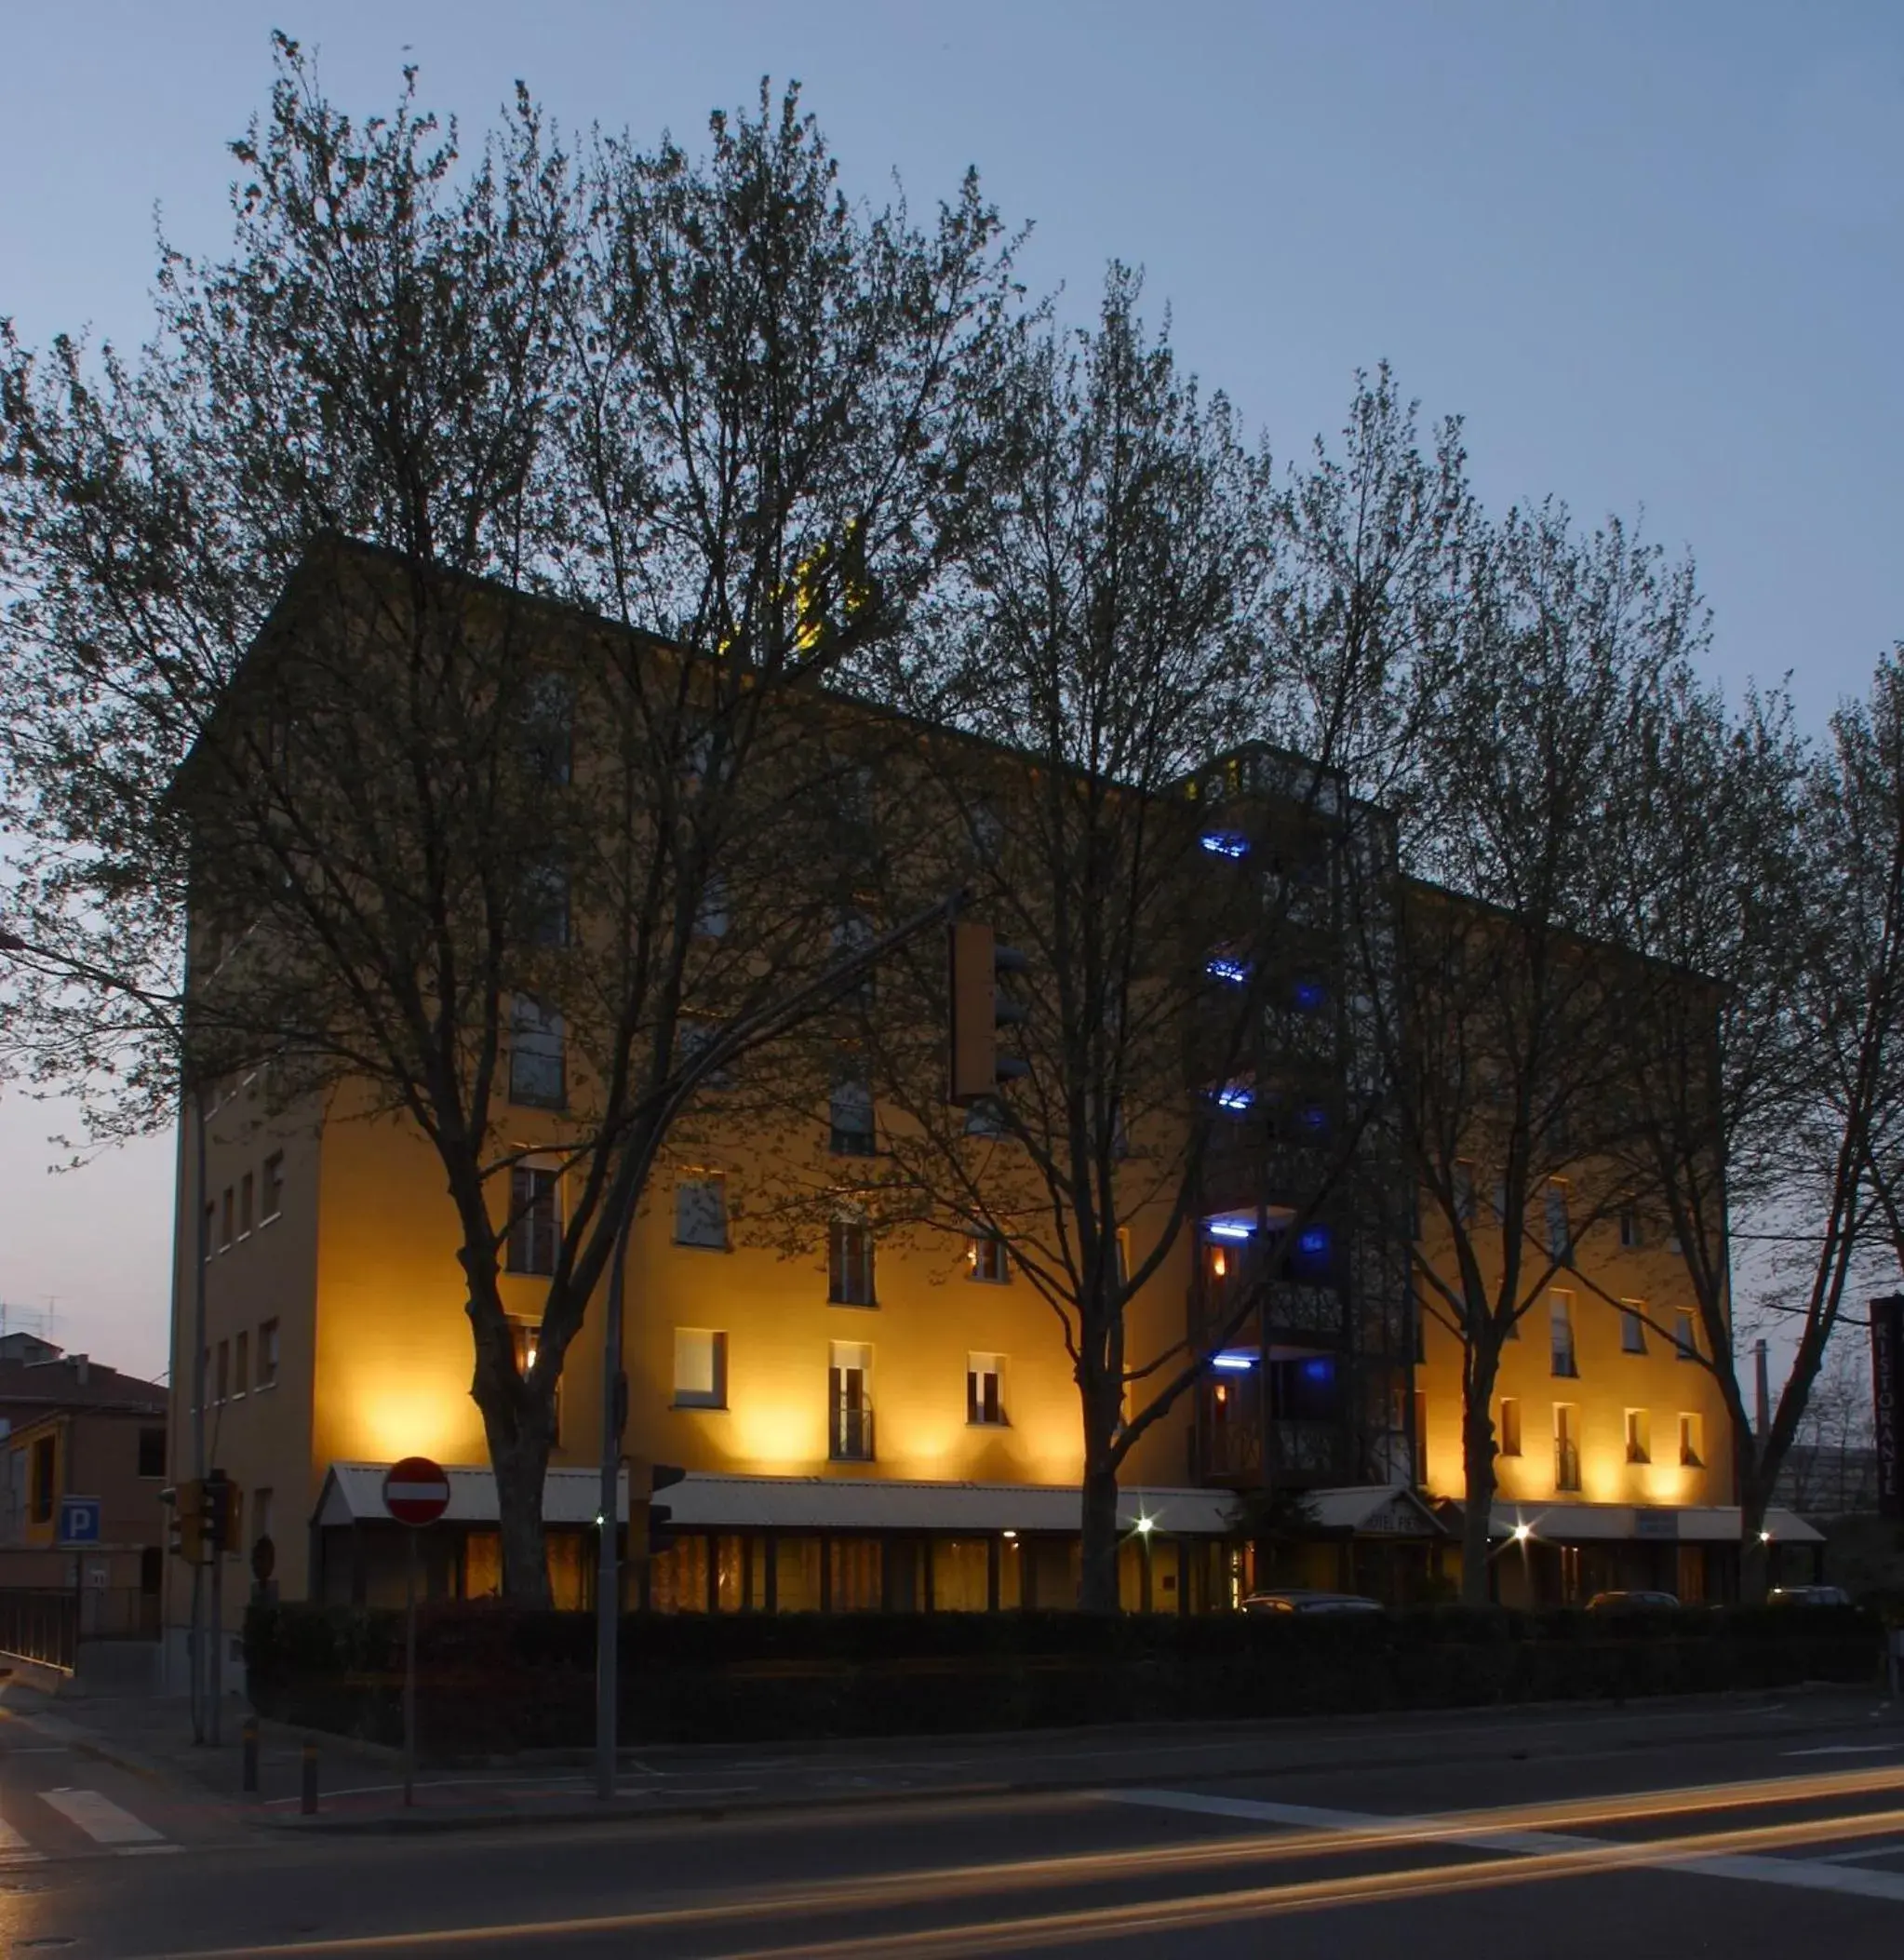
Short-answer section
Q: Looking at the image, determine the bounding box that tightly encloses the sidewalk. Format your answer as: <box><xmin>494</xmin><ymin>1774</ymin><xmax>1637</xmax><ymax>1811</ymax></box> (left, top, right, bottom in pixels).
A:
<box><xmin>0</xmin><ymin>1665</ymin><xmax>1894</xmax><ymax>1839</ymax></box>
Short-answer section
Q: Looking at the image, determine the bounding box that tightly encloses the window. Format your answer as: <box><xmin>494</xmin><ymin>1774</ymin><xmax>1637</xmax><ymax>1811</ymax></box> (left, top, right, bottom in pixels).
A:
<box><xmin>507</xmin><ymin>1166</ymin><xmax>561</xmax><ymax>1276</ymax></box>
<box><xmin>239</xmin><ymin>1173</ymin><xmax>255</xmax><ymax>1237</ymax></box>
<box><xmin>969</xmin><ymin>1233</ymin><xmax>1010</xmax><ymax>1284</ymax></box>
<box><xmin>1549</xmin><ymin>1292</ymin><xmax>1577</xmax><ymax>1378</ymax></box>
<box><xmin>203</xmin><ymin>1201</ymin><xmax>216</xmax><ymax>1261</ymax></box>
<box><xmin>1673</xmin><ymin>1309</ymin><xmax>1698</xmax><ymax>1361</ymax></box>
<box><xmin>1453</xmin><ymin>1161</ymin><xmax>1477</xmax><ymax>1227</ymax></box>
<box><xmin>521</xmin><ymin>670</ymin><xmax>573</xmax><ymax>785</ymax></box>
<box><xmin>829</xmin><ymin>1341</ymin><xmax>873</xmax><ymax>1460</ymax></box>
<box><xmin>674</xmin><ymin>1175</ymin><xmax>728</xmax><ymax>1251</ymax></box>
<box><xmin>967</xmin><ymin>1353</ymin><xmax>1006</xmax><ymax>1426</ymax></box>
<box><xmin>964</xmin><ymin>1097</ymin><xmax>1009</xmax><ymax>1139</ymax></box>
<box><xmin>253</xmin><ymin>1487</ymin><xmax>274</xmax><ymax>1549</ymax></box>
<box><xmin>673</xmin><ymin>1330</ymin><xmax>728</xmax><ymax>1409</ymax></box>
<box><xmin>257</xmin><ymin>1320</ymin><xmax>279</xmax><ymax>1389</ymax></box>
<box><xmin>694</xmin><ymin>874</ymin><xmax>731</xmax><ymax>940</ymax></box>
<box><xmin>828</xmin><ymin>1218</ymin><xmax>877</xmax><ymax>1307</ymax></box>
<box><xmin>137</xmin><ymin>1427</ymin><xmax>166</xmax><ymax>1479</ymax></box>
<box><xmin>1679</xmin><ymin>1412</ymin><xmax>1705</xmax><ymax>1468</ymax></box>
<box><xmin>261</xmin><ymin>1152</ymin><xmax>284</xmax><ymax>1222</ymax></box>
<box><xmin>216</xmin><ymin>1339</ymin><xmax>230</xmax><ymax>1404</ymax></box>
<box><xmin>1545</xmin><ymin>1181</ymin><xmax>1571</xmax><ymax>1262</ymax></box>
<box><xmin>677</xmin><ymin>1016</ymin><xmax>731</xmax><ymax>1091</ymax></box>
<box><xmin>1554</xmin><ymin>1405</ymin><xmax>1581</xmax><ymax>1492</ymax></box>
<box><xmin>28</xmin><ymin>1437</ymin><xmax>54</xmax><ymax>1524</ymax></box>
<box><xmin>831</xmin><ymin>910</ymin><xmax>877</xmax><ymax>1010</ymax></box>
<box><xmin>233</xmin><ymin>1332</ymin><xmax>249</xmax><ymax>1400</ymax></box>
<box><xmin>1498</xmin><ymin>1398</ymin><xmax>1522</xmax><ymax>1458</ymax></box>
<box><xmin>221</xmin><ymin>1188</ymin><xmax>235</xmax><ymax>1251</ymax></box>
<box><xmin>1619</xmin><ymin>1206</ymin><xmax>1643</xmax><ymax>1251</ymax></box>
<box><xmin>829</xmin><ymin>1071</ymin><xmax>875</xmax><ymax>1156</ymax></box>
<box><xmin>510</xmin><ymin>1321</ymin><xmax>560</xmax><ymax>1442</ymax></box>
<box><xmin>1620</xmin><ymin>1302</ymin><xmax>1648</xmax><ymax>1355</ymax></box>
<box><xmin>509</xmin><ymin>997</ymin><xmax>566</xmax><ymax>1108</ymax></box>
<box><xmin>1625</xmin><ymin>1408</ymin><xmax>1652</xmax><ymax>1465</ymax></box>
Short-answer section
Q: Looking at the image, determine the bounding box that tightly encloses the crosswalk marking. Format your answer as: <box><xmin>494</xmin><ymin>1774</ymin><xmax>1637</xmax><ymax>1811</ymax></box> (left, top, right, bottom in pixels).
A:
<box><xmin>0</xmin><ymin>1811</ymin><xmax>45</xmax><ymax>1864</ymax></box>
<box><xmin>40</xmin><ymin>1786</ymin><xmax>165</xmax><ymax>1846</ymax></box>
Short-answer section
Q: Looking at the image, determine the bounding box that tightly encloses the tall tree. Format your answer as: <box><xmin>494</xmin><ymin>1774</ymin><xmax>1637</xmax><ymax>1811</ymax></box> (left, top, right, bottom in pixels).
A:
<box><xmin>0</xmin><ymin>41</ymin><xmax>1015</xmax><ymax>1598</ymax></box>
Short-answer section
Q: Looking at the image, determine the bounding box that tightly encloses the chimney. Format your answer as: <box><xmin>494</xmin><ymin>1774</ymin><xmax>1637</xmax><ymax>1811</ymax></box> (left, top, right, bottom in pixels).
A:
<box><xmin>71</xmin><ymin>1354</ymin><xmax>88</xmax><ymax>1386</ymax></box>
<box><xmin>1753</xmin><ymin>1338</ymin><xmax>1769</xmax><ymax>1438</ymax></box>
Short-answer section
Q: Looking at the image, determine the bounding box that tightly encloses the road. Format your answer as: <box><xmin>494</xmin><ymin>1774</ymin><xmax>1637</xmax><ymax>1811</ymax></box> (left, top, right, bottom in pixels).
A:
<box><xmin>5</xmin><ymin>1694</ymin><xmax>1904</xmax><ymax>1954</ymax></box>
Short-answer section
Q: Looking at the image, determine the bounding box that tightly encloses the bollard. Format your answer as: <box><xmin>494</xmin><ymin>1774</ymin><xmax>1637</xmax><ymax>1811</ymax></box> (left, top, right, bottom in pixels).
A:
<box><xmin>300</xmin><ymin>1738</ymin><xmax>318</xmax><ymax>1816</ymax></box>
<box><xmin>241</xmin><ymin>1715</ymin><xmax>260</xmax><ymax>1794</ymax></box>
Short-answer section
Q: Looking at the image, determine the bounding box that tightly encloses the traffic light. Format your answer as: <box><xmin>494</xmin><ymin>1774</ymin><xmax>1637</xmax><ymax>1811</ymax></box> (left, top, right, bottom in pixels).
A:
<box><xmin>627</xmin><ymin>1460</ymin><xmax>687</xmax><ymax>1561</ymax></box>
<box><xmin>166</xmin><ymin>1481</ymin><xmax>205</xmax><ymax>1564</ymax></box>
<box><xmin>947</xmin><ymin>920</ymin><xmax>1031</xmax><ymax>1105</ymax></box>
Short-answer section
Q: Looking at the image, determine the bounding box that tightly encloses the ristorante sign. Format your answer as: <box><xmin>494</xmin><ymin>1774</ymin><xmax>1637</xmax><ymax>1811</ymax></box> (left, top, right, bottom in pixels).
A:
<box><xmin>1872</xmin><ymin>1295</ymin><xmax>1904</xmax><ymax>1520</ymax></box>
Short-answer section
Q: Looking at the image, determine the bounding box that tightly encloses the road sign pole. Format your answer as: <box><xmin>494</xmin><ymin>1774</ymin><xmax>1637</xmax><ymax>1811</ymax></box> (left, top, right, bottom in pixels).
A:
<box><xmin>403</xmin><ymin>1526</ymin><xmax>417</xmax><ymax>1808</ymax></box>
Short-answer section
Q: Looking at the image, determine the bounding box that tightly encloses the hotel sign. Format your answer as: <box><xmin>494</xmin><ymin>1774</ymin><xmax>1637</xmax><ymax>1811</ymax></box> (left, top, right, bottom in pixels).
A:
<box><xmin>1872</xmin><ymin>1295</ymin><xmax>1904</xmax><ymax>1520</ymax></box>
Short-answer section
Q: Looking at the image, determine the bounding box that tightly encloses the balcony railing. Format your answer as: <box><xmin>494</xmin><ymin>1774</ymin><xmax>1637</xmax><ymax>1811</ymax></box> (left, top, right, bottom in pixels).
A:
<box><xmin>830</xmin><ymin>1403</ymin><xmax>875</xmax><ymax>1462</ymax></box>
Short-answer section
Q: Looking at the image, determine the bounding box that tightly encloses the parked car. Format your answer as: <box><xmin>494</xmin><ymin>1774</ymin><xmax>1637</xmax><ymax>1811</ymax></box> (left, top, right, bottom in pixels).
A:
<box><xmin>1584</xmin><ymin>1589</ymin><xmax>1681</xmax><ymax>1614</ymax></box>
<box><xmin>1766</xmin><ymin>1584</ymin><xmax>1852</xmax><ymax>1607</ymax></box>
<box><xmin>1242</xmin><ymin>1589</ymin><xmax>1385</xmax><ymax>1616</ymax></box>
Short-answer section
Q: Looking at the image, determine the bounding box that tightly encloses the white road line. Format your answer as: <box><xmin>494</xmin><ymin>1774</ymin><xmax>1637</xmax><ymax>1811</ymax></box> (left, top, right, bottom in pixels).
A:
<box><xmin>1784</xmin><ymin>1744</ymin><xmax>1903</xmax><ymax>1757</ymax></box>
<box><xmin>1813</xmin><ymin>1841</ymin><xmax>1904</xmax><ymax>1866</ymax></box>
<box><xmin>39</xmin><ymin>1787</ymin><xmax>164</xmax><ymax>1846</ymax></box>
<box><xmin>0</xmin><ymin>1812</ymin><xmax>44</xmax><ymax>1864</ymax></box>
<box><xmin>1105</xmin><ymin>1787</ymin><xmax>1904</xmax><ymax>1904</ymax></box>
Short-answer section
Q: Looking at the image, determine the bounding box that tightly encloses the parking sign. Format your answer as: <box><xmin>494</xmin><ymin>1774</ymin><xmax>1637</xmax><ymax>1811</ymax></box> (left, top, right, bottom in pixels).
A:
<box><xmin>57</xmin><ymin>1496</ymin><xmax>102</xmax><ymax>1546</ymax></box>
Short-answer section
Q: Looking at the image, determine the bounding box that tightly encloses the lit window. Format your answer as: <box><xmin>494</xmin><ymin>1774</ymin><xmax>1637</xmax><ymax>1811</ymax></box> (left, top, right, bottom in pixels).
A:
<box><xmin>1620</xmin><ymin>1303</ymin><xmax>1648</xmax><ymax>1355</ymax></box>
<box><xmin>673</xmin><ymin>1329</ymin><xmax>728</xmax><ymax>1410</ymax></box>
<box><xmin>968</xmin><ymin>1234</ymin><xmax>1010</xmax><ymax>1284</ymax></box>
<box><xmin>512</xmin><ymin>1319</ymin><xmax>561</xmax><ymax>1441</ymax></box>
<box><xmin>507</xmin><ymin>1166</ymin><xmax>561</xmax><ymax>1275</ymax></box>
<box><xmin>509</xmin><ymin>996</ymin><xmax>566</xmax><ymax>1108</ymax></box>
<box><xmin>829</xmin><ymin>1342</ymin><xmax>873</xmax><ymax>1461</ymax></box>
<box><xmin>1673</xmin><ymin>1310</ymin><xmax>1698</xmax><ymax>1362</ymax></box>
<box><xmin>967</xmin><ymin>1353</ymin><xmax>1006</xmax><ymax>1426</ymax></box>
<box><xmin>1625</xmin><ymin>1408</ymin><xmax>1651</xmax><ymax>1465</ymax></box>
<box><xmin>1554</xmin><ymin>1404</ymin><xmax>1581</xmax><ymax>1491</ymax></box>
<box><xmin>828</xmin><ymin>1218</ymin><xmax>877</xmax><ymax>1307</ymax></box>
<box><xmin>1549</xmin><ymin>1292</ymin><xmax>1577</xmax><ymax>1378</ymax></box>
<box><xmin>1679</xmin><ymin>1412</ymin><xmax>1704</xmax><ymax>1468</ymax></box>
<box><xmin>674</xmin><ymin>1175</ymin><xmax>728</xmax><ymax>1251</ymax></box>
<box><xmin>1498</xmin><ymin>1398</ymin><xmax>1522</xmax><ymax>1457</ymax></box>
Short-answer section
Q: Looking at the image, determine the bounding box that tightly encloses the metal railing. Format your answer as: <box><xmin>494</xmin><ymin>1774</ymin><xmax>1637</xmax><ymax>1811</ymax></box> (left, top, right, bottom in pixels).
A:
<box><xmin>0</xmin><ymin>1591</ymin><xmax>77</xmax><ymax>1671</ymax></box>
<box><xmin>830</xmin><ymin>1403</ymin><xmax>875</xmax><ymax>1462</ymax></box>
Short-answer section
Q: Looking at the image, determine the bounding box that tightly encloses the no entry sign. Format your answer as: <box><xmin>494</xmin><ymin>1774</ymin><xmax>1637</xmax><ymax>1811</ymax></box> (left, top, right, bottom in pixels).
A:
<box><xmin>382</xmin><ymin>1456</ymin><xmax>450</xmax><ymax>1527</ymax></box>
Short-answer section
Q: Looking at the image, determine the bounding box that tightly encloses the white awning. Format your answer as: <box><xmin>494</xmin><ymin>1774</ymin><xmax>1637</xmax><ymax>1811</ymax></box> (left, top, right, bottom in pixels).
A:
<box><xmin>1487</xmin><ymin>1500</ymin><xmax>1823</xmax><ymax>1546</ymax></box>
<box><xmin>313</xmin><ymin>1463</ymin><xmax>1241</xmax><ymax>1537</ymax></box>
<box><xmin>1306</xmin><ymin>1484</ymin><xmax>1450</xmax><ymax>1537</ymax></box>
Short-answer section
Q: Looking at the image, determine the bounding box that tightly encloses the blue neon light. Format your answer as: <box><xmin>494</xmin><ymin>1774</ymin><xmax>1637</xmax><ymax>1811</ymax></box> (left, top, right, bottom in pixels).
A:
<box><xmin>1200</xmin><ymin>832</ymin><xmax>1249</xmax><ymax>859</ymax></box>
<box><xmin>1297</xmin><ymin>1226</ymin><xmax>1330</xmax><ymax>1256</ymax></box>
<box><xmin>1293</xmin><ymin>980</ymin><xmax>1326</xmax><ymax>1013</ymax></box>
<box><xmin>1298</xmin><ymin>1104</ymin><xmax>1328</xmax><ymax>1132</ymax></box>
<box><xmin>1206</xmin><ymin>958</ymin><xmax>1250</xmax><ymax>985</ymax></box>
<box><xmin>1300</xmin><ymin>1357</ymin><xmax>1334</xmax><ymax>1383</ymax></box>
<box><xmin>1206</xmin><ymin>1221</ymin><xmax>1254</xmax><ymax>1242</ymax></box>
<box><xmin>1213</xmin><ymin>1352</ymin><xmax>1256</xmax><ymax>1372</ymax></box>
<box><xmin>1214</xmin><ymin>1086</ymin><xmax>1254</xmax><ymax>1112</ymax></box>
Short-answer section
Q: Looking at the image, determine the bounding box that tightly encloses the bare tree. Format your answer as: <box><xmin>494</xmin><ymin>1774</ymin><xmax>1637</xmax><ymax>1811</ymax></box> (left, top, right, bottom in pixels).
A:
<box><xmin>0</xmin><ymin>43</ymin><xmax>1015</xmax><ymax>1598</ymax></box>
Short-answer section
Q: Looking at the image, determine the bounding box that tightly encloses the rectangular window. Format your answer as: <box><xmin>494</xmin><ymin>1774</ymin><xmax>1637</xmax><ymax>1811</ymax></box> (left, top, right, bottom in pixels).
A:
<box><xmin>509</xmin><ymin>996</ymin><xmax>566</xmax><ymax>1108</ymax></box>
<box><xmin>1498</xmin><ymin>1398</ymin><xmax>1522</xmax><ymax>1458</ymax></box>
<box><xmin>1625</xmin><ymin>1408</ymin><xmax>1652</xmax><ymax>1465</ymax></box>
<box><xmin>968</xmin><ymin>1233</ymin><xmax>1010</xmax><ymax>1284</ymax></box>
<box><xmin>221</xmin><ymin>1188</ymin><xmax>235</xmax><ymax>1251</ymax></box>
<box><xmin>510</xmin><ymin>1321</ymin><xmax>560</xmax><ymax>1443</ymax></box>
<box><xmin>257</xmin><ymin>1319</ymin><xmax>279</xmax><ymax>1389</ymax></box>
<box><xmin>253</xmin><ymin>1487</ymin><xmax>274</xmax><ymax>1548</ymax></box>
<box><xmin>29</xmin><ymin>1436</ymin><xmax>54</xmax><ymax>1524</ymax></box>
<box><xmin>674</xmin><ymin>1175</ymin><xmax>728</xmax><ymax>1250</ymax></box>
<box><xmin>1549</xmin><ymin>1291</ymin><xmax>1577</xmax><ymax>1378</ymax></box>
<box><xmin>828</xmin><ymin>1071</ymin><xmax>876</xmax><ymax>1156</ymax></box>
<box><xmin>216</xmin><ymin>1339</ymin><xmax>230</xmax><ymax>1404</ymax></box>
<box><xmin>828</xmin><ymin>1219</ymin><xmax>877</xmax><ymax>1307</ymax></box>
<box><xmin>507</xmin><ymin>1166</ymin><xmax>561</xmax><ymax>1276</ymax></box>
<box><xmin>261</xmin><ymin>1152</ymin><xmax>284</xmax><ymax>1222</ymax></box>
<box><xmin>239</xmin><ymin>1173</ymin><xmax>255</xmax><ymax>1237</ymax></box>
<box><xmin>1673</xmin><ymin>1309</ymin><xmax>1698</xmax><ymax>1361</ymax></box>
<box><xmin>203</xmin><ymin>1201</ymin><xmax>216</xmax><ymax>1260</ymax></box>
<box><xmin>829</xmin><ymin>1342</ymin><xmax>873</xmax><ymax>1461</ymax></box>
<box><xmin>233</xmin><ymin>1332</ymin><xmax>248</xmax><ymax>1400</ymax></box>
<box><xmin>673</xmin><ymin>1329</ymin><xmax>728</xmax><ymax>1409</ymax></box>
<box><xmin>831</xmin><ymin>910</ymin><xmax>877</xmax><ymax>1010</ymax></box>
<box><xmin>523</xmin><ymin>856</ymin><xmax>570</xmax><ymax>947</ymax></box>
<box><xmin>1554</xmin><ymin>1404</ymin><xmax>1581</xmax><ymax>1492</ymax></box>
<box><xmin>137</xmin><ymin>1427</ymin><xmax>166</xmax><ymax>1479</ymax></box>
<box><xmin>694</xmin><ymin>874</ymin><xmax>731</xmax><ymax>940</ymax></box>
<box><xmin>1679</xmin><ymin>1412</ymin><xmax>1704</xmax><ymax>1468</ymax></box>
<box><xmin>967</xmin><ymin>1353</ymin><xmax>1006</xmax><ymax>1426</ymax></box>
<box><xmin>520</xmin><ymin>669</ymin><xmax>572</xmax><ymax>785</ymax></box>
<box><xmin>1619</xmin><ymin>1206</ymin><xmax>1642</xmax><ymax>1251</ymax></box>
<box><xmin>1620</xmin><ymin>1302</ymin><xmax>1648</xmax><ymax>1354</ymax></box>
<box><xmin>1545</xmin><ymin>1181</ymin><xmax>1571</xmax><ymax>1262</ymax></box>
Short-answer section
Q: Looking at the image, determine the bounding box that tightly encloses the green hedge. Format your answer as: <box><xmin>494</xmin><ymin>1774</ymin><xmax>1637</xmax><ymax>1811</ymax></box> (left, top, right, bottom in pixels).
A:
<box><xmin>243</xmin><ymin>1602</ymin><xmax>1883</xmax><ymax>1759</ymax></box>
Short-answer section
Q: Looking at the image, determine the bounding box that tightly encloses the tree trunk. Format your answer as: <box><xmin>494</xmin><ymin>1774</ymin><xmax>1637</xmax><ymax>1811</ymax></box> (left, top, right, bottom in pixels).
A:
<box><xmin>1079</xmin><ymin>1457</ymin><xmax>1121</xmax><ymax>1614</ymax></box>
<box><xmin>489</xmin><ymin>1422</ymin><xmax>553</xmax><ymax>1606</ymax></box>
<box><xmin>1737</xmin><ymin>1475</ymin><xmax>1773</xmax><ymax>1604</ymax></box>
<box><xmin>1459</xmin><ymin>1390</ymin><xmax>1499</xmax><ymax>1607</ymax></box>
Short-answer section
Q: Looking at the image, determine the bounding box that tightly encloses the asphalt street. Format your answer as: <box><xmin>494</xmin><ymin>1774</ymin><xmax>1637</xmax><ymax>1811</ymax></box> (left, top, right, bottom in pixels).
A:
<box><xmin>5</xmin><ymin>1694</ymin><xmax>1904</xmax><ymax>1955</ymax></box>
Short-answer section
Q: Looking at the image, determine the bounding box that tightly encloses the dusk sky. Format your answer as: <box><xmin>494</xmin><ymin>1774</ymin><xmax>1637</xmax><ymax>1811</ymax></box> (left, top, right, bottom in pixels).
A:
<box><xmin>1</xmin><ymin>2</ymin><xmax>1899</xmax><ymax>1380</ymax></box>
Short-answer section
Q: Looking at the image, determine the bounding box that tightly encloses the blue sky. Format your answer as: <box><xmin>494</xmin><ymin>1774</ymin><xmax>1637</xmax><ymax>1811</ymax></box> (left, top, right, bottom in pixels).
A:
<box><xmin>1</xmin><ymin>2</ymin><xmax>1899</xmax><ymax>1375</ymax></box>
